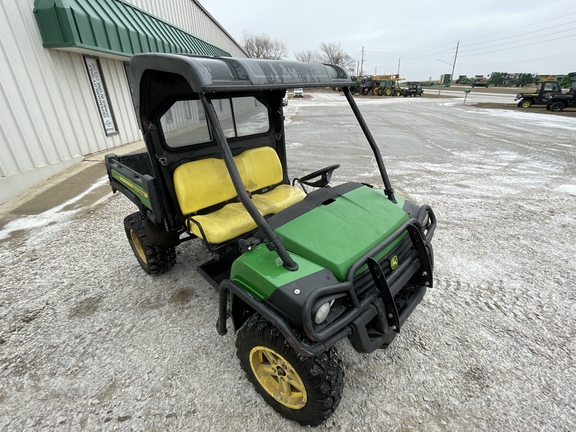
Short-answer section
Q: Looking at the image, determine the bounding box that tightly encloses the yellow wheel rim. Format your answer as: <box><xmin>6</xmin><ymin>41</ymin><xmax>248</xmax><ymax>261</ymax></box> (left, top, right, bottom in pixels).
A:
<box><xmin>249</xmin><ymin>346</ymin><xmax>307</xmax><ymax>409</ymax></box>
<box><xmin>522</xmin><ymin>101</ymin><xmax>531</xmax><ymax>108</ymax></box>
<box><xmin>385</xmin><ymin>88</ymin><xmax>391</xmax><ymax>96</ymax></box>
<box><xmin>130</xmin><ymin>230</ymin><xmax>147</xmax><ymax>263</ymax></box>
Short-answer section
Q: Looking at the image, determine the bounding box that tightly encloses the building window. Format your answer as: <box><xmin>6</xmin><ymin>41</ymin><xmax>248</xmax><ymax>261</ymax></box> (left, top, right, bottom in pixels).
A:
<box><xmin>84</xmin><ymin>56</ymin><xmax>118</xmax><ymax>136</ymax></box>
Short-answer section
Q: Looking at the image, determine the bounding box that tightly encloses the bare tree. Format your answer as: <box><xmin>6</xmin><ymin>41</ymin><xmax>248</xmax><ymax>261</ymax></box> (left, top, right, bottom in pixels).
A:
<box><xmin>319</xmin><ymin>42</ymin><xmax>355</xmax><ymax>72</ymax></box>
<box><xmin>294</xmin><ymin>49</ymin><xmax>321</xmax><ymax>63</ymax></box>
<box><xmin>242</xmin><ymin>31</ymin><xmax>288</xmax><ymax>60</ymax></box>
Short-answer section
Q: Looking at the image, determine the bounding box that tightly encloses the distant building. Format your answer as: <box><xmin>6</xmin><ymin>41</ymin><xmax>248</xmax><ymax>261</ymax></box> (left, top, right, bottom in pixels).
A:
<box><xmin>1</xmin><ymin>0</ymin><xmax>247</xmax><ymax>204</ymax></box>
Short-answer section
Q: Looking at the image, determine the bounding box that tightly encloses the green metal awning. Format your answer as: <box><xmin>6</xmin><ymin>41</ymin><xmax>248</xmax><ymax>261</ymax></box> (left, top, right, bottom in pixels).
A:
<box><xmin>33</xmin><ymin>0</ymin><xmax>231</xmax><ymax>59</ymax></box>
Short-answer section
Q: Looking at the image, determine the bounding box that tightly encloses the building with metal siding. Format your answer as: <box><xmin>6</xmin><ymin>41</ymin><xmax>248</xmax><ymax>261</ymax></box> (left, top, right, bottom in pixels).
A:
<box><xmin>0</xmin><ymin>0</ymin><xmax>246</xmax><ymax>204</ymax></box>
<box><xmin>124</xmin><ymin>0</ymin><xmax>247</xmax><ymax>58</ymax></box>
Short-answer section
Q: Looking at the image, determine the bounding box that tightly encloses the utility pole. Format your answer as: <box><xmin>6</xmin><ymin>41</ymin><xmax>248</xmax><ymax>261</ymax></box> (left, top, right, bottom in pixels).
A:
<box><xmin>450</xmin><ymin>41</ymin><xmax>459</xmax><ymax>86</ymax></box>
<box><xmin>397</xmin><ymin>57</ymin><xmax>401</xmax><ymax>76</ymax></box>
<box><xmin>360</xmin><ymin>46</ymin><xmax>365</xmax><ymax>76</ymax></box>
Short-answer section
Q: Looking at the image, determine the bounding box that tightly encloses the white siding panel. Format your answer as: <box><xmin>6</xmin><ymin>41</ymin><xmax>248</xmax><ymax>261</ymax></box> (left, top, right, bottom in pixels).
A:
<box><xmin>0</xmin><ymin>0</ymin><xmax>143</xmax><ymax>204</ymax></box>
<box><xmin>49</xmin><ymin>50</ymin><xmax>101</xmax><ymax>156</ymax></box>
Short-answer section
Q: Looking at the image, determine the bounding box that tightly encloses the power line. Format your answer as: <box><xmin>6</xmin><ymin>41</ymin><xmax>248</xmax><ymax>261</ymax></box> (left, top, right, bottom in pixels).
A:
<box><xmin>463</xmin><ymin>20</ymin><xmax>576</xmax><ymax>48</ymax></box>
<box><xmin>459</xmin><ymin>11</ymin><xmax>576</xmax><ymax>42</ymax></box>
<box><xmin>460</xmin><ymin>50</ymin><xmax>576</xmax><ymax>66</ymax></box>
<box><xmin>362</xmin><ymin>12</ymin><xmax>576</xmax><ymax>63</ymax></box>
<box><xmin>460</xmin><ymin>27</ymin><xmax>576</xmax><ymax>53</ymax></box>
<box><xmin>458</xmin><ymin>32</ymin><xmax>576</xmax><ymax>57</ymax></box>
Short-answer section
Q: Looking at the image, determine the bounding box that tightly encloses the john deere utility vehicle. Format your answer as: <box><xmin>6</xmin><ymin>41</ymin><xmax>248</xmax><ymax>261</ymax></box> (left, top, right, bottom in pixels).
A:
<box><xmin>515</xmin><ymin>80</ymin><xmax>562</xmax><ymax>108</ymax></box>
<box><xmin>105</xmin><ymin>54</ymin><xmax>436</xmax><ymax>426</ymax></box>
<box><xmin>400</xmin><ymin>82</ymin><xmax>424</xmax><ymax>97</ymax></box>
<box><xmin>544</xmin><ymin>79</ymin><xmax>576</xmax><ymax>112</ymax></box>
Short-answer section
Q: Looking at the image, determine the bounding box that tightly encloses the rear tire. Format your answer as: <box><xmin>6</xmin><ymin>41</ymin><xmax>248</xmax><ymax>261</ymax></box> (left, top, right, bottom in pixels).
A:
<box><xmin>550</xmin><ymin>102</ymin><xmax>565</xmax><ymax>112</ymax></box>
<box><xmin>124</xmin><ymin>212</ymin><xmax>176</xmax><ymax>275</ymax></box>
<box><xmin>385</xmin><ymin>88</ymin><xmax>392</xmax><ymax>96</ymax></box>
<box><xmin>236</xmin><ymin>314</ymin><xmax>344</xmax><ymax>427</ymax></box>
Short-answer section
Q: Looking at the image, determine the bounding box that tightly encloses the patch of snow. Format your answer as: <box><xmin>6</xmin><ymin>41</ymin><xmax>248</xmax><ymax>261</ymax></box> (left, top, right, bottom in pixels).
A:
<box><xmin>554</xmin><ymin>184</ymin><xmax>576</xmax><ymax>196</ymax></box>
<box><xmin>0</xmin><ymin>176</ymin><xmax>109</xmax><ymax>241</ymax></box>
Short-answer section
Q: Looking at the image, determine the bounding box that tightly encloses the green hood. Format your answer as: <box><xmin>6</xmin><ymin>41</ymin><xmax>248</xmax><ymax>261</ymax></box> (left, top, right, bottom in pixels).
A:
<box><xmin>274</xmin><ymin>186</ymin><xmax>408</xmax><ymax>281</ymax></box>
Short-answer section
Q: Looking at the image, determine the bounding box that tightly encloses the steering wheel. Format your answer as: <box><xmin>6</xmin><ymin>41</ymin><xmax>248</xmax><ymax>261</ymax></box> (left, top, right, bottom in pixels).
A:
<box><xmin>294</xmin><ymin>164</ymin><xmax>340</xmax><ymax>188</ymax></box>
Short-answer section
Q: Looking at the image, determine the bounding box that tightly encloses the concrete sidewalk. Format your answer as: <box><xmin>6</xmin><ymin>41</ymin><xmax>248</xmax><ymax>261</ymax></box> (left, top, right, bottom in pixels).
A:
<box><xmin>0</xmin><ymin>140</ymin><xmax>145</xmax><ymax>235</ymax></box>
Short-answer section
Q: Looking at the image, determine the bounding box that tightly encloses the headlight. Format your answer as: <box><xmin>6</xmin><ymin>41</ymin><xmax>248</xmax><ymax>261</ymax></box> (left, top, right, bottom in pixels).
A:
<box><xmin>314</xmin><ymin>300</ymin><xmax>334</xmax><ymax>324</ymax></box>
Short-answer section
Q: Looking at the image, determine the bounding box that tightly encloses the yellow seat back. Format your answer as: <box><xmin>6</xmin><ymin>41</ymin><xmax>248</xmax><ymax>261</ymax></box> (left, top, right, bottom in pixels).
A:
<box><xmin>238</xmin><ymin>146</ymin><xmax>283</xmax><ymax>192</ymax></box>
<box><xmin>173</xmin><ymin>147</ymin><xmax>283</xmax><ymax>216</ymax></box>
<box><xmin>173</xmin><ymin>157</ymin><xmax>241</xmax><ymax>215</ymax></box>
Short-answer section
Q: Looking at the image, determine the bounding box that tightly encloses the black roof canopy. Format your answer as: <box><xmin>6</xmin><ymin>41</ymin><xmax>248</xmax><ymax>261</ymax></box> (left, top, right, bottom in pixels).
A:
<box><xmin>130</xmin><ymin>53</ymin><xmax>354</xmax><ymax>123</ymax></box>
<box><xmin>130</xmin><ymin>53</ymin><xmax>352</xmax><ymax>100</ymax></box>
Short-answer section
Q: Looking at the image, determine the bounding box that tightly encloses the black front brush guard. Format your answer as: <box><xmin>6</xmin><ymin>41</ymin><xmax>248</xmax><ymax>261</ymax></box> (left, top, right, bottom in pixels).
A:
<box><xmin>217</xmin><ymin>210</ymin><xmax>435</xmax><ymax>357</ymax></box>
<box><xmin>218</xmin><ymin>279</ymin><xmax>353</xmax><ymax>357</ymax></box>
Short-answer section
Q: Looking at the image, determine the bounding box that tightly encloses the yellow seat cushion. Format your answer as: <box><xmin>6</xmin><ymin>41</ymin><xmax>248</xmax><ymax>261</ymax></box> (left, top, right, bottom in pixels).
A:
<box><xmin>252</xmin><ymin>185</ymin><xmax>306</xmax><ymax>215</ymax></box>
<box><xmin>188</xmin><ymin>203</ymin><xmax>258</xmax><ymax>244</ymax></box>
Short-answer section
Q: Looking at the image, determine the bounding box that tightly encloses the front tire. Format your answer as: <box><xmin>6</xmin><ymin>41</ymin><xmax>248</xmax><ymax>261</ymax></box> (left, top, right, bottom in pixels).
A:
<box><xmin>124</xmin><ymin>212</ymin><xmax>176</xmax><ymax>275</ymax></box>
<box><xmin>521</xmin><ymin>100</ymin><xmax>532</xmax><ymax>108</ymax></box>
<box><xmin>236</xmin><ymin>314</ymin><xmax>344</xmax><ymax>427</ymax></box>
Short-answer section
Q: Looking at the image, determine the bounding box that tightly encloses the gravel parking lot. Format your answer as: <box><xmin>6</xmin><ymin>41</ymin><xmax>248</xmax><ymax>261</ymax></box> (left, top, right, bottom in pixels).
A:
<box><xmin>1</xmin><ymin>91</ymin><xmax>575</xmax><ymax>431</ymax></box>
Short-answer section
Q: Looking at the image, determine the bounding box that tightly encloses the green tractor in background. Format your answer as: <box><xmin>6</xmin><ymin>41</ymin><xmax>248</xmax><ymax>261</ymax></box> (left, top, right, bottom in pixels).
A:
<box><xmin>376</xmin><ymin>80</ymin><xmax>401</xmax><ymax>96</ymax></box>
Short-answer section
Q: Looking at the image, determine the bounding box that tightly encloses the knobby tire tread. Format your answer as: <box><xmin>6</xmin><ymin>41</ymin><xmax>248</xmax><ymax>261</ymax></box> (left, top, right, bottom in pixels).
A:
<box><xmin>124</xmin><ymin>212</ymin><xmax>176</xmax><ymax>275</ymax></box>
<box><xmin>236</xmin><ymin>314</ymin><xmax>344</xmax><ymax>427</ymax></box>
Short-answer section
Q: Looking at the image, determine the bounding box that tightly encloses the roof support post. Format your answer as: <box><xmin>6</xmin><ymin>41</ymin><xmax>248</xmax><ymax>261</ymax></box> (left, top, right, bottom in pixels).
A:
<box><xmin>199</xmin><ymin>93</ymin><xmax>299</xmax><ymax>271</ymax></box>
<box><xmin>342</xmin><ymin>86</ymin><xmax>397</xmax><ymax>203</ymax></box>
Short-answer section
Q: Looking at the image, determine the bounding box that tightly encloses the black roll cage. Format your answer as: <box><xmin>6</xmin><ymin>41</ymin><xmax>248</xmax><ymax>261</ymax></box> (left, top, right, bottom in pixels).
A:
<box><xmin>130</xmin><ymin>54</ymin><xmax>399</xmax><ymax>270</ymax></box>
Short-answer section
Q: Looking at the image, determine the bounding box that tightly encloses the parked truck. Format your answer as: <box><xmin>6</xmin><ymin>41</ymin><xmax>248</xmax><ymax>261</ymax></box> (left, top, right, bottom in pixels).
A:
<box><xmin>471</xmin><ymin>75</ymin><xmax>489</xmax><ymax>88</ymax></box>
<box><xmin>105</xmin><ymin>54</ymin><xmax>436</xmax><ymax>426</ymax></box>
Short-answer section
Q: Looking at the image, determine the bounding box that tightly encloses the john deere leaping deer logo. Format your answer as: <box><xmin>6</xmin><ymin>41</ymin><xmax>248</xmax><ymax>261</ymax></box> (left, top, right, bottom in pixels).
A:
<box><xmin>390</xmin><ymin>255</ymin><xmax>399</xmax><ymax>270</ymax></box>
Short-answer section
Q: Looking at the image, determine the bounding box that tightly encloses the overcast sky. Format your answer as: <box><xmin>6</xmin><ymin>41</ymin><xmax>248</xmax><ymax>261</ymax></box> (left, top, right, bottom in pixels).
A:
<box><xmin>199</xmin><ymin>0</ymin><xmax>576</xmax><ymax>80</ymax></box>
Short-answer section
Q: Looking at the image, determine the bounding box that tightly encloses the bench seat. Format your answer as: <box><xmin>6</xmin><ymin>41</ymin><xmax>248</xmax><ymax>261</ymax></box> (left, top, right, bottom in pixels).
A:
<box><xmin>174</xmin><ymin>147</ymin><xmax>305</xmax><ymax>244</ymax></box>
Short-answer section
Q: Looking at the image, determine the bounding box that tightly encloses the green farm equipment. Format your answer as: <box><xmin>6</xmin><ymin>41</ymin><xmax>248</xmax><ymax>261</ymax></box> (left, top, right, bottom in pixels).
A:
<box><xmin>105</xmin><ymin>54</ymin><xmax>436</xmax><ymax>426</ymax></box>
